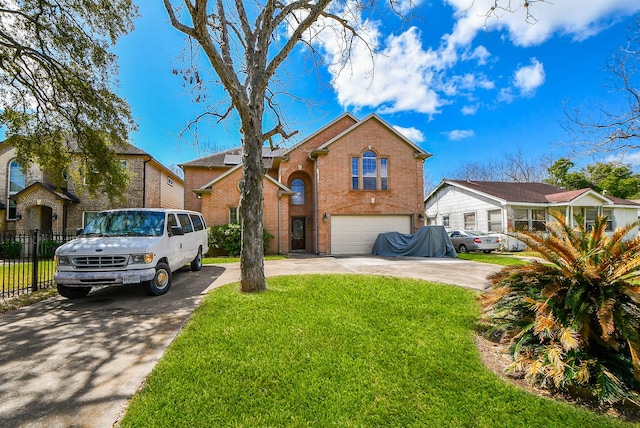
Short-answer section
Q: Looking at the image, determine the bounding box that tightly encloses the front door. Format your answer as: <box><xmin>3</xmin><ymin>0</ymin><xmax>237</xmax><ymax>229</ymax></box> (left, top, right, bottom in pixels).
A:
<box><xmin>291</xmin><ymin>217</ymin><xmax>306</xmax><ymax>251</ymax></box>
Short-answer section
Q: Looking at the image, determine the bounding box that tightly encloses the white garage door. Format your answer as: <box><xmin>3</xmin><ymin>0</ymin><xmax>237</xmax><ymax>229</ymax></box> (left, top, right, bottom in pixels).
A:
<box><xmin>331</xmin><ymin>215</ymin><xmax>412</xmax><ymax>255</ymax></box>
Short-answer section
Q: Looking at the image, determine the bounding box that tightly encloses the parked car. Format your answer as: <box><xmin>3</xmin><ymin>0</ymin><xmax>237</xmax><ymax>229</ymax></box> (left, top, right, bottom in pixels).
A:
<box><xmin>54</xmin><ymin>208</ymin><xmax>209</xmax><ymax>298</ymax></box>
<box><xmin>448</xmin><ymin>230</ymin><xmax>500</xmax><ymax>253</ymax></box>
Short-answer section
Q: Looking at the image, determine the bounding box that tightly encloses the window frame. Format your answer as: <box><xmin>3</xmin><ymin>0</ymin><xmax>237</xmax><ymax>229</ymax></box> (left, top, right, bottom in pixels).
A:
<box><xmin>290</xmin><ymin>178</ymin><xmax>305</xmax><ymax>205</ymax></box>
<box><xmin>487</xmin><ymin>209</ymin><xmax>502</xmax><ymax>233</ymax></box>
<box><xmin>513</xmin><ymin>208</ymin><xmax>547</xmax><ymax>232</ymax></box>
<box><xmin>463</xmin><ymin>212</ymin><xmax>476</xmax><ymax>230</ymax></box>
<box><xmin>229</xmin><ymin>207</ymin><xmax>239</xmax><ymax>224</ymax></box>
<box><xmin>7</xmin><ymin>159</ymin><xmax>25</xmax><ymax>221</ymax></box>
<box><xmin>351</xmin><ymin>150</ymin><xmax>389</xmax><ymax>191</ymax></box>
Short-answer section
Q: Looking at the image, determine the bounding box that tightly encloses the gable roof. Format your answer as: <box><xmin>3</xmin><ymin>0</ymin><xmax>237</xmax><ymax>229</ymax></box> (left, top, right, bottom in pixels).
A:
<box><xmin>179</xmin><ymin>146</ymin><xmax>287</xmax><ymax>169</ymax></box>
<box><xmin>311</xmin><ymin>113</ymin><xmax>431</xmax><ymax>160</ymax></box>
<box><xmin>180</xmin><ymin>113</ymin><xmax>432</xmax><ymax>167</ymax></box>
<box><xmin>429</xmin><ymin>180</ymin><xmax>639</xmax><ymax>207</ymax></box>
<box><xmin>10</xmin><ymin>182</ymin><xmax>80</xmax><ymax>203</ymax></box>
<box><xmin>193</xmin><ymin>164</ymin><xmax>293</xmax><ymax>195</ymax></box>
<box><xmin>282</xmin><ymin>112</ymin><xmax>358</xmax><ymax>156</ymax></box>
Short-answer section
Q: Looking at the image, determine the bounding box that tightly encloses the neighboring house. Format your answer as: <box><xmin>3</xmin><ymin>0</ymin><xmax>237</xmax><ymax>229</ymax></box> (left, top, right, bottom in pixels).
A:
<box><xmin>180</xmin><ymin>113</ymin><xmax>431</xmax><ymax>255</ymax></box>
<box><xmin>424</xmin><ymin>179</ymin><xmax>640</xmax><ymax>237</ymax></box>
<box><xmin>0</xmin><ymin>142</ymin><xmax>184</xmax><ymax>235</ymax></box>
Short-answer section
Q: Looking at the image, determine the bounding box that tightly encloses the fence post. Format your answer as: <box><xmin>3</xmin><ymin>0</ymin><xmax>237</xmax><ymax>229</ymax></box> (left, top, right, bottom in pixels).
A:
<box><xmin>31</xmin><ymin>229</ymin><xmax>39</xmax><ymax>292</ymax></box>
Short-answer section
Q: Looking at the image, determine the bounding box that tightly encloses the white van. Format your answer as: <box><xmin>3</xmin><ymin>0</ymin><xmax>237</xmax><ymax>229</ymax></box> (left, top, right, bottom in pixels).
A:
<box><xmin>54</xmin><ymin>208</ymin><xmax>209</xmax><ymax>298</ymax></box>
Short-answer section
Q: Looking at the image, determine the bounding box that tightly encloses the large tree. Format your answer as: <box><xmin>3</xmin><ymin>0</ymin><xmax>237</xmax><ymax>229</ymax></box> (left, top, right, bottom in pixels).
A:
<box><xmin>449</xmin><ymin>148</ymin><xmax>551</xmax><ymax>183</ymax></box>
<box><xmin>545</xmin><ymin>157</ymin><xmax>640</xmax><ymax>198</ymax></box>
<box><xmin>162</xmin><ymin>0</ymin><xmax>366</xmax><ymax>292</ymax></box>
<box><xmin>0</xmin><ymin>0</ymin><xmax>138</xmax><ymax>198</ymax></box>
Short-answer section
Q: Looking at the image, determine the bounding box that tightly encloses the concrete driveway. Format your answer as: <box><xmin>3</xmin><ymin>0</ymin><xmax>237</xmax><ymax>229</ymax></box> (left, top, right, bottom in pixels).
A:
<box><xmin>209</xmin><ymin>255</ymin><xmax>502</xmax><ymax>292</ymax></box>
<box><xmin>0</xmin><ymin>256</ymin><xmax>503</xmax><ymax>427</ymax></box>
<box><xmin>0</xmin><ymin>265</ymin><xmax>225</xmax><ymax>428</ymax></box>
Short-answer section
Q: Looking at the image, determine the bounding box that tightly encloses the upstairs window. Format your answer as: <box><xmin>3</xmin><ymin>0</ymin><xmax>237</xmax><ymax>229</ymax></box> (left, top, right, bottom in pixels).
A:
<box><xmin>362</xmin><ymin>151</ymin><xmax>377</xmax><ymax>190</ymax></box>
<box><xmin>8</xmin><ymin>160</ymin><xmax>25</xmax><ymax>220</ymax></box>
<box><xmin>351</xmin><ymin>150</ymin><xmax>388</xmax><ymax>191</ymax></box>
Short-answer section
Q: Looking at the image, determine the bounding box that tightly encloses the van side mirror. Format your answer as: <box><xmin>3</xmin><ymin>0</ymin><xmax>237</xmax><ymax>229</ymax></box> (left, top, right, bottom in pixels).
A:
<box><xmin>170</xmin><ymin>226</ymin><xmax>185</xmax><ymax>236</ymax></box>
<box><xmin>76</xmin><ymin>228</ymin><xmax>84</xmax><ymax>236</ymax></box>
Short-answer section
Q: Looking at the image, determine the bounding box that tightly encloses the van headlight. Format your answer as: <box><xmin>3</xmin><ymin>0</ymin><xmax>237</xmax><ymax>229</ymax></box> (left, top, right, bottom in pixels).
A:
<box><xmin>55</xmin><ymin>255</ymin><xmax>71</xmax><ymax>266</ymax></box>
<box><xmin>129</xmin><ymin>253</ymin><xmax>154</xmax><ymax>264</ymax></box>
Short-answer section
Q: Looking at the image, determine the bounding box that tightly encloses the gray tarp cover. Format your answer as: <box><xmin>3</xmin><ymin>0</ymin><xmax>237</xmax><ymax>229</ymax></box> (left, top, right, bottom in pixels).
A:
<box><xmin>371</xmin><ymin>225</ymin><xmax>457</xmax><ymax>257</ymax></box>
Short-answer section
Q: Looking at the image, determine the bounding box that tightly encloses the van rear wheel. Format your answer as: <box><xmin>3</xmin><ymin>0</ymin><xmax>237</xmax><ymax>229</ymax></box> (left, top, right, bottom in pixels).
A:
<box><xmin>190</xmin><ymin>248</ymin><xmax>203</xmax><ymax>272</ymax></box>
<box><xmin>143</xmin><ymin>263</ymin><xmax>172</xmax><ymax>296</ymax></box>
<box><xmin>57</xmin><ymin>284</ymin><xmax>92</xmax><ymax>299</ymax></box>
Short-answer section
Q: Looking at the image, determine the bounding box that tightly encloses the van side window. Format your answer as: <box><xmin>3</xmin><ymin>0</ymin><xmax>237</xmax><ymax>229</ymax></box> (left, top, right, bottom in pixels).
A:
<box><xmin>190</xmin><ymin>214</ymin><xmax>204</xmax><ymax>231</ymax></box>
<box><xmin>167</xmin><ymin>214</ymin><xmax>178</xmax><ymax>232</ymax></box>
<box><xmin>177</xmin><ymin>213</ymin><xmax>193</xmax><ymax>233</ymax></box>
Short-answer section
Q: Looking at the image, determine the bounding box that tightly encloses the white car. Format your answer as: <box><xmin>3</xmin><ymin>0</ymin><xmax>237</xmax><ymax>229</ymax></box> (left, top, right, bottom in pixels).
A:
<box><xmin>54</xmin><ymin>209</ymin><xmax>208</xmax><ymax>298</ymax></box>
<box><xmin>448</xmin><ymin>230</ymin><xmax>501</xmax><ymax>253</ymax></box>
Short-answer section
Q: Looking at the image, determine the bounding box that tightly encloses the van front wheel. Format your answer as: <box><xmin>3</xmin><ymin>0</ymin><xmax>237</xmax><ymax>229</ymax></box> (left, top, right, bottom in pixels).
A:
<box><xmin>143</xmin><ymin>263</ymin><xmax>172</xmax><ymax>296</ymax></box>
<box><xmin>57</xmin><ymin>284</ymin><xmax>92</xmax><ymax>299</ymax></box>
<box><xmin>190</xmin><ymin>248</ymin><xmax>203</xmax><ymax>272</ymax></box>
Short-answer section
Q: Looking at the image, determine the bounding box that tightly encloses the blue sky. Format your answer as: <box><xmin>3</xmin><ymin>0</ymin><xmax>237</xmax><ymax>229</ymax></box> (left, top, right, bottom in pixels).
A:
<box><xmin>113</xmin><ymin>1</ymin><xmax>640</xmax><ymax>188</ymax></box>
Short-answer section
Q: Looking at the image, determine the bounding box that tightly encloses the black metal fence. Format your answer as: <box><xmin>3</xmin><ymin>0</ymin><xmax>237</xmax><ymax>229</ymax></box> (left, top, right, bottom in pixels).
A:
<box><xmin>0</xmin><ymin>230</ymin><xmax>75</xmax><ymax>299</ymax></box>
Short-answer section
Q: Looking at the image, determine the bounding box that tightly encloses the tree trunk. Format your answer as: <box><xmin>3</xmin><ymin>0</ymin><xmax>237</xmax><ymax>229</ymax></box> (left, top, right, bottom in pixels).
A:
<box><xmin>239</xmin><ymin>112</ymin><xmax>266</xmax><ymax>292</ymax></box>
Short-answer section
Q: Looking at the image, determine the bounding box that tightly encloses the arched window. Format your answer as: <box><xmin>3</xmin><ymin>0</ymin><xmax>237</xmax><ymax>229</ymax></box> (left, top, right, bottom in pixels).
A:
<box><xmin>362</xmin><ymin>151</ymin><xmax>377</xmax><ymax>190</ymax></box>
<box><xmin>351</xmin><ymin>150</ymin><xmax>389</xmax><ymax>190</ymax></box>
<box><xmin>291</xmin><ymin>178</ymin><xmax>305</xmax><ymax>205</ymax></box>
<box><xmin>8</xmin><ymin>160</ymin><xmax>25</xmax><ymax>220</ymax></box>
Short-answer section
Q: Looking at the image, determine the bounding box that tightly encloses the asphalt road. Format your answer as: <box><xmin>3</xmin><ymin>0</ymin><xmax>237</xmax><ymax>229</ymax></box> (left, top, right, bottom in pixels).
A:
<box><xmin>0</xmin><ymin>265</ymin><xmax>225</xmax><ymax>428</ymax></box>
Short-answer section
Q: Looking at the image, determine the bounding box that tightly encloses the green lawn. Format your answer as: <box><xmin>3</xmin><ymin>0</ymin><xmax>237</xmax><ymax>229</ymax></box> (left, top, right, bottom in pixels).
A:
<box><xmin>455</xmin><ymin>252</ymin><xmax>530</xmax><ymax>266</ymax></box>
<box><xmin>120</xmin><ymin>274</ymin><xmax>631</xmax><ymax>427</ymax></box>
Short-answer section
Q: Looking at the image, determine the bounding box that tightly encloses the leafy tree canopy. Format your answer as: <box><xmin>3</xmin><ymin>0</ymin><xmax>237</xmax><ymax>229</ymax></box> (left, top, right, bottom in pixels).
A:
<box><xmin>545</xmin><ymin>157</ymin><xmax>640</xmax><ymax>199</ymax></box>
<box><xmin>0</xmin><ymin>0</ymin><xmax>138</xmax><ymax>200</ymax></box>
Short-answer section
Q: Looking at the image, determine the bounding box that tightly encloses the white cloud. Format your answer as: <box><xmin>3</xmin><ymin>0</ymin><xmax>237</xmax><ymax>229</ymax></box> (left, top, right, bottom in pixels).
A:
<box><xmin>326</xmin><ymin>26</ymin><xmax>443</xmax><ymax>114</ymax></box>
<box><xmin>303</xmin><ymin>0</ymin><xmax>640</xmax><ymax>116</ymax></box>
<box><xmin>444</xmin><ymin>0</ymin><xmax>640</xmax><ymax>48</ymax></box>
<box><xmin>513</xmin><ymin>58</ymin><xmax>545</xmax><ymax>96</ymax></box>
<box><xmin>604</xmin><ymin>151</ymin><xmax>640</xmax><ymax>166</ymax></box>
<box><xmin>393</xmin><ymin>125</ymin><xmax>426</xmax><ymax>143</ymax></box>
<box><xmin>461</xmin><ymin>104</ymin><xmax>479</xmax><ymax>115</ymax></box>
<box><xmin>445</xmin><ymin>129</ymin><xmax>475</xmax><ymax>140</ymax></box>
<box><xmin>468</xmin><ymin>45</ymin><xmax>491</xmax><ymax>65</ymax></box>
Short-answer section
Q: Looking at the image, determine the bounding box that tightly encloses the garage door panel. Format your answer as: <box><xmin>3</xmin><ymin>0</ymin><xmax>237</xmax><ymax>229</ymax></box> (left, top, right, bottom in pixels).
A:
<box><xmin>331</xmin><ymin>215</ymin><xmax>411</xmax><ymax>254</ymax></box>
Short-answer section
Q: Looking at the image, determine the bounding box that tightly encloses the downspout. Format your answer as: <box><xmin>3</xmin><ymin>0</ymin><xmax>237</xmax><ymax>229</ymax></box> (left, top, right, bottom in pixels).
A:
<box><xmin>312</xmin><ymin>156</ymin><xmax>319</xmax><ymax>254</ymax></box>
<box><xmin>277</xmin><ymin>192</ymin><xmax>282</xmax><ymax>254</ymax></box>
<box><xmin>143</xmin><ymin>158</ymin><xmax>150</xmax><ymax>207</ymax></box>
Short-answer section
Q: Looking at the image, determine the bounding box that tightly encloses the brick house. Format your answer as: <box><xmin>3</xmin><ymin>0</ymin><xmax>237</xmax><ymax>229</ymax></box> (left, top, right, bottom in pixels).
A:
<box><xmin>180</xmin><ymin>113</ymin><xmax>431</xmax><ymax>255</ymax></box>
<box><xmin>0</xmin><ymin>142</ymin><xmax>184</xmax><ymax>235</ymax></box>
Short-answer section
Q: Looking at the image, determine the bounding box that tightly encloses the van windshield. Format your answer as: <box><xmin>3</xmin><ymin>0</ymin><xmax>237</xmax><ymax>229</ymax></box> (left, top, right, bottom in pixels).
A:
<box><xmin>83</xmin><ymin>211</ymin><xmax>165</xmax><ymax>237</ymax></box>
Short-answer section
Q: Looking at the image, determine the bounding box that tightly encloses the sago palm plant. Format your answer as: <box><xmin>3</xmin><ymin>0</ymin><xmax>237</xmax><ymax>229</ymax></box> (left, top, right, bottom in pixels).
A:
<box><xmin>481</xmin><ymin>211</ymin><xmax>640</xmax><ymax>406</ymax></box>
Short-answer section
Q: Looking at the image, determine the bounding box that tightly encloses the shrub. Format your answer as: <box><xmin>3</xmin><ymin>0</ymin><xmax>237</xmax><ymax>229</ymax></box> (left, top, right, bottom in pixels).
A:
<box><xmin>38</xmin><ymin>239</ymin><xmax>61</xmax><ymax>259</ymax></box>
<box><xmin>0</xmin><ymin>240</ymin><xmax>22</xmax><ymax>259</ymax></box>
<box><xmin>480</xmin><ymin>211</ymin><xmax>640</xmax><ymax>406</ymax></box>
<box><xmin>207</xmin><ymin>224</ymin><xmax>274</xmax><ymax>257</ymax></box>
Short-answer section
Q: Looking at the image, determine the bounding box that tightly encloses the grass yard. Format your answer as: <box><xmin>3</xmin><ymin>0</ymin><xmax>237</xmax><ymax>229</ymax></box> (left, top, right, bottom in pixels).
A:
<box><xmin>120</xmin><ymin>274</ymin><xmax>631</xmax><ymax>427</ymax></box>
<box><xmin>455</xmin><ymin>251</ymin><xmax>530</xmax><ymax>266</ymax></box>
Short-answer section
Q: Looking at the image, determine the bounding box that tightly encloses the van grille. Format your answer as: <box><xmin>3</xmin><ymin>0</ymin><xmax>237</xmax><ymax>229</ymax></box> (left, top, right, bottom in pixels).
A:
<box><xmin>72</xmin><ymin>256</ymin><xmax>128</xmax><ymax>268</ymax></box>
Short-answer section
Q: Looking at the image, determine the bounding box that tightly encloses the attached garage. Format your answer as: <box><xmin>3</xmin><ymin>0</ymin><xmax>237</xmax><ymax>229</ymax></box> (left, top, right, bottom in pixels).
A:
<box><xmin>330</xmin><ymin>215</ymin><xmax>412</xmax><ymax>255</ymax></box>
